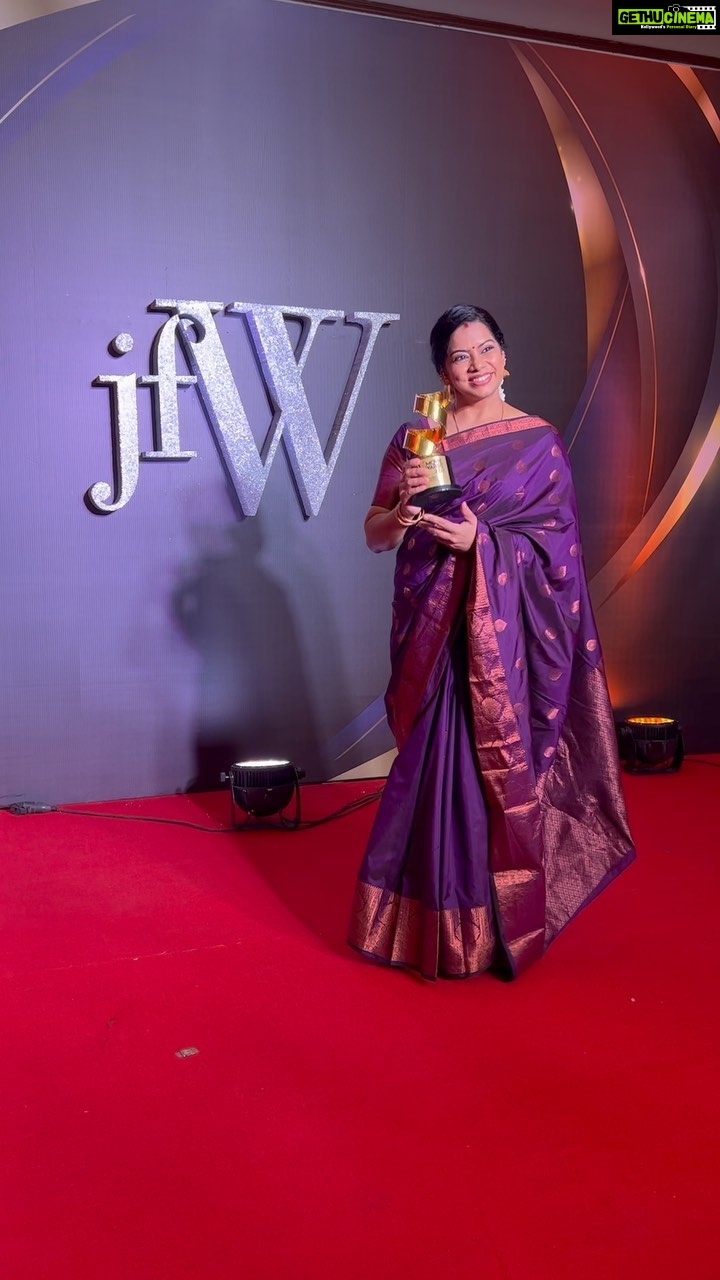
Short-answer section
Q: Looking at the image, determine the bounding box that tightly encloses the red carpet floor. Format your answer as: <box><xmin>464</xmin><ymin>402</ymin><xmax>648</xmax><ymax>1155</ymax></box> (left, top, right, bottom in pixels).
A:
<box><xmin>1</xmin><ymin>763</ymin><xmax>719</xmax><ymax>1280</ymax></box>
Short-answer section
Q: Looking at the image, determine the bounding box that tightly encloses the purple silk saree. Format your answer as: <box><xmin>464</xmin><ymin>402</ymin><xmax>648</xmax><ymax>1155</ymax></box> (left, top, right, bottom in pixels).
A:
<box><xmin>348</xmin><ymin>416</ymin><xmax>635</xmax><ymax>980</ymax></box>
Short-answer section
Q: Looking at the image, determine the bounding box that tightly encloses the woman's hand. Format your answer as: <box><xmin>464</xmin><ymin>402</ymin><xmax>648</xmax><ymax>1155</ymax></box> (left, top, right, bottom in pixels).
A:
<box><xmin>398</xmin><ymin>459</ymin><xmax>428</xmax><ymax>518</ymax></box>
<box><xmin>421</xmin><ymin>502</ymin><xmax>478</xmax><ymax>553</ymax></box>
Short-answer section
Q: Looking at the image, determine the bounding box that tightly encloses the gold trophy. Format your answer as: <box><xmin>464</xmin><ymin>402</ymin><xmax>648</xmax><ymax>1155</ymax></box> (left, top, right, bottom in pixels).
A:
<box><xmin>403</xmin><ymin>389</ymin><xmax>462</xmax><ymax>511</ymax></box>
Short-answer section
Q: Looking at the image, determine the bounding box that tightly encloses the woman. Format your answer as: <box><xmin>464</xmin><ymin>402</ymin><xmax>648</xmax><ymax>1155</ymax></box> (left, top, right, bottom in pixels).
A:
<box><xmin>348</xmin><ymin>305</ymin><xmax>635</xmax><ymax>980</ymax></box>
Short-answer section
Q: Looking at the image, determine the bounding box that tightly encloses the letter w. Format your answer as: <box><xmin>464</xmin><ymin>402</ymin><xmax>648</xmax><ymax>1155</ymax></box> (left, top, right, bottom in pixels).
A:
<box><xmin>151</xmin><ymin>299</ymin><xmax>398</xmax><ymax>516</ymax></box>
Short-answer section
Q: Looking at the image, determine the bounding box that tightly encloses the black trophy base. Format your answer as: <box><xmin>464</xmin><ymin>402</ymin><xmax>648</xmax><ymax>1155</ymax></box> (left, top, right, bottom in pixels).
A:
<box><xmin>415</xmin><ymin>483</ymin><xmax>463</xmax><ymax>513</ymax></box>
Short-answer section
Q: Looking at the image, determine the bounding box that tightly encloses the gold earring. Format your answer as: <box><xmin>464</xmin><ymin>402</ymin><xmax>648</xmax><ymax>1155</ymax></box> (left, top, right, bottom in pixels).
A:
<box><xmin>503</xmin><ymin>367</ymin><xmax>510</xmax><ymax>378</ymax></box>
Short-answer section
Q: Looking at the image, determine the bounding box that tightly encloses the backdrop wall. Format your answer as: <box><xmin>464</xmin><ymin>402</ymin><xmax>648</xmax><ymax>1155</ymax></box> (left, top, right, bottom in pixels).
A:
<box><xmin>1</xmin><ymin>0</ymin><xmax>718</xmax><ymax>803</ymax></box>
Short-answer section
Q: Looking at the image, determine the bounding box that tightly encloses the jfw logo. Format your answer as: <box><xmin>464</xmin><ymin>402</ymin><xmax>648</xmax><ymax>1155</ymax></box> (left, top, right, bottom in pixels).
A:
<box><xmin>88</xmin><ymin>300</ymin><xmax>398</xmax><ymax>515</ymax></box>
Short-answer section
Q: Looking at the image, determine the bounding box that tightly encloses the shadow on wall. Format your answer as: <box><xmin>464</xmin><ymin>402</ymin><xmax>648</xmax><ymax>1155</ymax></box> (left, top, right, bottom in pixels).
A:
<box><xmin>171</xmin><ymin>516</ymin><xmax>325</xmax><ymax>789</ymax></box>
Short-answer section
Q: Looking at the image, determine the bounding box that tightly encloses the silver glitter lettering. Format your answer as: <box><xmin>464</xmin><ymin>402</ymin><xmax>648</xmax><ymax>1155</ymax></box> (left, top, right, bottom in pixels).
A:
<box><xmin>138</xmin><ymin>312</ymin><xmax>198</xmax><ymax>460</ymax></box>
<box><xmin>86</xmin><ymin>374</ymin><xmax>140</xmax><ymax>513</ymax></box>
<box><xmin>87</xmin><ymin>299</ymin><xmax>399</xmax><ymax>516</ymax></box>
<box><xmin>228</xmin><ymin>303</ymin><xmax>399</xmax><ymax>516</ymax></box>
<box><xmin>153</xmin><ymin>298</ymin><xmax>275</xmax><ymax>515</ymax></box>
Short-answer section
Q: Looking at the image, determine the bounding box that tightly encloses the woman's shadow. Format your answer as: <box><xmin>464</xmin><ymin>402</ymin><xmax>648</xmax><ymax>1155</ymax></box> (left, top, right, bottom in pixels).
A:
<box><xmin>170</xmin><ymin>513</ymin><xmax>374</xmax><ymax>958</ymax></box>
<box><xmin>171</xmin><ymin>515</ymin><xmax>325</xmax><ymax>790</ymax></box>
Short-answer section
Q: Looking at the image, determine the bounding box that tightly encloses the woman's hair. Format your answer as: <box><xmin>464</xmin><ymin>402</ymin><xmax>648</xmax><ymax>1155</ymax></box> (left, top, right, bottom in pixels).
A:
<box><xmin>429</xmin><ymin>305</ymin><xmax>505</xmax><ymax>375</ymax></box>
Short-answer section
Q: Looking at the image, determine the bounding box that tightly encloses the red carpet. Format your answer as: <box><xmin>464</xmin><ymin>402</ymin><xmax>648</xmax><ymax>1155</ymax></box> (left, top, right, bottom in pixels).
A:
<box><xmin>1</xmin><ymin>764</ymin><xmax>718</xmax><ymax>1279</ymax></box>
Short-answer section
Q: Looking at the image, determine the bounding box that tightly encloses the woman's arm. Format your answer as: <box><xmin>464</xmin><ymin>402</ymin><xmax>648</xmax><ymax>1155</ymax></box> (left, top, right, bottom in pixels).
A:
<box><xmin>364</xmin><ymin>457</ymin><xmax>430</xmax><ymax>552</ymax></box>
<box><xmin>364</xmin><ymin>504</ymin><xmax>417</xmax><ymax>553</ymax></box>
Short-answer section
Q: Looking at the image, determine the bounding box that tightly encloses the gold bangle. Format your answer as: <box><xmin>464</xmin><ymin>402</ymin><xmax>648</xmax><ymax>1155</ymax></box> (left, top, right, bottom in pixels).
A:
<box><xmin>395</xmin><ymin>503</ymin><xmax>423</xmax><ymax>527</ymax></box>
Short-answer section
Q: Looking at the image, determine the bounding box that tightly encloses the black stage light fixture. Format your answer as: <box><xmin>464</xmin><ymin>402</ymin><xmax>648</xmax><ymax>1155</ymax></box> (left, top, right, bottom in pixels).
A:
<box><xmin>221</xmin><ymin>759</ymin><xmax>304</xmax><ymax>828</ymax></box>
<box><xmin>617</xmin><ymin>717</ymin><xmax>684</xmax><ymax>774</ymax></box>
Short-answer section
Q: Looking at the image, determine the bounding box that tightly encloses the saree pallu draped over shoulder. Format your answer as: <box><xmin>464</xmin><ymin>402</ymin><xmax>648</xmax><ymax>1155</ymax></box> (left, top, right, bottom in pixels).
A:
<box><xmin>348</xmin><ymin>416</ymin><xmax>635</xmax><ymax>980</ymax></box>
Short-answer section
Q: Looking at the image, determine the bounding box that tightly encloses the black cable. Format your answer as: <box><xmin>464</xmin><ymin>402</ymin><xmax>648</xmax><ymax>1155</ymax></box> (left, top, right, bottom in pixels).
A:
<box><xmin>57</xmin><ymin>809</ymin><xmax>236</xmax><ymax>832</ymax></box>
<box><xmin>296</xmin><ymin>787</ymin><xmax>384</xmax><ymax>828</ymax></box>
<box><xmin>46</xmin><ymin>786</ymin><xmax>385</xmax><ymax>832</ymax></box>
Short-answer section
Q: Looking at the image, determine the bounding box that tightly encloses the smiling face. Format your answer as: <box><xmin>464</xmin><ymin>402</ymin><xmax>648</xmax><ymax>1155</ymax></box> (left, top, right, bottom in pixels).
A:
<box><xmin>442</xmin><ymin>321</ymin><xmax>506</xmax><ymax>409</ymax></box>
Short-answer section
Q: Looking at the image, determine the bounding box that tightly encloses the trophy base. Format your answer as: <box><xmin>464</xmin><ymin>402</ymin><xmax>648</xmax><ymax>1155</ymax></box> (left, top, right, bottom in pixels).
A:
<box><xmin>415</xmin><ymin>484</ymin><xmax>463</xmax><ymax>513</ymax></box>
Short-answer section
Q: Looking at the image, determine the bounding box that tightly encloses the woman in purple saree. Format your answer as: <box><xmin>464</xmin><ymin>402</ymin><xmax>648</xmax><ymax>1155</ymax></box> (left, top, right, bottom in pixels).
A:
<box><xmin>348</xmin><ymin>305</ymin><xmax>635</xmax><ymax>980</ymax></box>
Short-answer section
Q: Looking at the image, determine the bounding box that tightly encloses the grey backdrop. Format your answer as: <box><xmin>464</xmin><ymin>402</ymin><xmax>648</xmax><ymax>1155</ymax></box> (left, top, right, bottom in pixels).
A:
<box><xmin>1</xmin><ymin>0</ymin><xmax>717</xmax><ymax>802</ymax></box>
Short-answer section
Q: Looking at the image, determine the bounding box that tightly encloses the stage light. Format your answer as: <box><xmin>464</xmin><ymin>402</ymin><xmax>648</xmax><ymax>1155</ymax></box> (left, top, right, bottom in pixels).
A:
<box><xmin>617</xmin><ymin>717</ymin><xmax>684</xmax><ymax>774</ymax></box>
<box><xmin>221</xmin><ymin>759</ymin><xmax>304</xmax><ymax>828</ymax></box>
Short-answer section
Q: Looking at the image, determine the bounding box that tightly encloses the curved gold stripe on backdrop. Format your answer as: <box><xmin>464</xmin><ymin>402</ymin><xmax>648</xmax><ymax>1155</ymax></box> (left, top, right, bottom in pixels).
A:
<box><xmin>671</xmin><ymin>64</ymin><xmax>720</xmax><ymax>144</ymax></box>
<box><xmin>515</xmin><ymin>42</ymin><xmax>660</xmax><ymax>519</ymax></box>
<box><xmin>514</xmin><ymin>44</ymin><xmax>720</xmax><ymax>607</ymax></box>
<box><xmin>564</xmin><ymin>281</ymin><xmax>630</xmax><ymax>457</ymax></box>
<box><xmin>0</xmin><ymin>0</ymin><xmax>100</xmax><ymax>31</ymax></box>
<box><xmin>513</xmin><ymin>46</ymin><xmax>624</xmax><ymax>374</ymax></box>
<box><xmin>591</xmin><ymin>67</ymin><xmax>720</xmax><ymax>605</ymax></box>
<box><xmin>598</xmin><ymin>407</ymin><xmax>720</xmax><ymax>603</ymax></box>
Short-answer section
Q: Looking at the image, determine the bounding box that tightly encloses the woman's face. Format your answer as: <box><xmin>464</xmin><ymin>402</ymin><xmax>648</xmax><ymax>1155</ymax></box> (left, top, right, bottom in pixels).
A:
<box><xmin>442</xmin><ymin>321</ymin><xmax>505</xmax><ymax>407</ymax></box>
